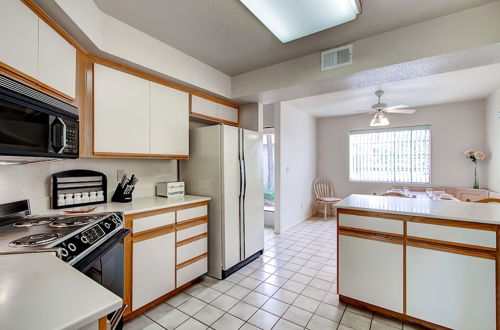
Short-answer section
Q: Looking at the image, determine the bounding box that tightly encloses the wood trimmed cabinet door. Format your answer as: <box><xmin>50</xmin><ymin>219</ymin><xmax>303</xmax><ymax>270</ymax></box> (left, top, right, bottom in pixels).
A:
<box><xmin>0</xmin><ymin>0</ymin><xmax>77</xmax><ymax>100</ymax></box>
<box><xmin>38</xmin><ymin>18</ymin><xmax>76</xmax><ymax>98</ymax></box>
<box><xmin>339</xmin><ymin>234</ymin><xmax>404</xmax><ymax>313</ymax></box>
<box><xmin>149</xmin><ymin>81</ymin><xmax>189</xmax><ymax>156</ymax></box>
<box><xmin>0</xmin><ymin>0</ymin><xmax>38</xmax><ymax>79</ymax></box>
<box><xmin>190</xmin><ymin>95</ymin><xmax>239</xmax><ymax>126</ymax></box>
<box><xmin>93</xmin><ymin>64</ymin><xmax>150</xmax><ymax>154</ymax></box>
<box><xmin>406</xmin><ymin>246</ymin><xmax>495</xmax><ymax>330</ymax></box>
<box><xmin>132</xmin><ymin>231</ymin><xmax>175</xmax><ymax>311</ymax></box>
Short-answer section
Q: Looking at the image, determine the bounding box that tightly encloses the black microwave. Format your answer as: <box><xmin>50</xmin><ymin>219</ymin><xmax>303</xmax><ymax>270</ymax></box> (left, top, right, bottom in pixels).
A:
<box><xmin>0</xmin><ymin>75</ymin><xmax>78</xmax><ymax>159</ymax></box>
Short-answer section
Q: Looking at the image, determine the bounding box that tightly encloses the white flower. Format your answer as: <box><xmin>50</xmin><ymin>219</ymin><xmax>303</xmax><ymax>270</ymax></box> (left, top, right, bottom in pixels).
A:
<box><xmin>464</xmin><ymin>150</ymin><xmax>475</xmax><ymax>158</ymax></box>
<box><xmin>475</xmin><ymin>151</ymin><xmax>487</xmax><ymax>161</ymax></box>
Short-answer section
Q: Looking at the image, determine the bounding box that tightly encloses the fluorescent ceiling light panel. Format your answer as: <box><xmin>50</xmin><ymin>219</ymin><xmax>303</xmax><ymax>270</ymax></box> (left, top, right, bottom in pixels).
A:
<box><xmin>240</xmin><ymin>0</ymin><xmax>360</xmax><ymax>43</ymax></box>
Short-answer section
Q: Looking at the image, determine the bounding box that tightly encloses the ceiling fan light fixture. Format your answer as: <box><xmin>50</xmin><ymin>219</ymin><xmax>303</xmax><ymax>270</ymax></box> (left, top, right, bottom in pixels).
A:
<box><xmin>370</xmin><ymin>113</ymin><xmax>390</xmax><ymax>127</ymax></box>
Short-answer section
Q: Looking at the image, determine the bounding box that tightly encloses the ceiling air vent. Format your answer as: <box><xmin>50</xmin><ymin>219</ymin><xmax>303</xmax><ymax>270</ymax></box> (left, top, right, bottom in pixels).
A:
<box><xmin>321</xmin><ymin>44</ymin><xmax>353</xmax><ymax>71</ymax></box>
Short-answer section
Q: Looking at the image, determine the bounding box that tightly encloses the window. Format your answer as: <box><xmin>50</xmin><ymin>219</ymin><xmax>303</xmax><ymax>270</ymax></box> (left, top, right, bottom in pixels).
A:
<box><xmin>349</xmin><ymin>125</ymin><xmax>431</xmax><ymax>183</ymax></box>
<box><xmin>263</xmin><ymin>128</ymin><xmax>275</xmax><ymax>211</ymax></box>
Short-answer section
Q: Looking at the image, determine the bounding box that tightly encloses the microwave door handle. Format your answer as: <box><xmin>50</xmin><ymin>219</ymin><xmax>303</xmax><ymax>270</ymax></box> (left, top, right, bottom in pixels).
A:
<box><xmin>50</xmin><ymin>117</ymin><xmax>67</xmax><ymax>153</ymax></box>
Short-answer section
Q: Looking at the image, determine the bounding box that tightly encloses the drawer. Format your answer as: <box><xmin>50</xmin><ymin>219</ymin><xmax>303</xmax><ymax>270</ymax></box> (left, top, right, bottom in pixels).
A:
<box><xmin>133</xmin><ymin>212</ymin><xmax>175</xmax><ymax>234</ymax></box>
<box><xmin>407</xmin><ymin>222</ymin><xmax>496</xmax><ymax>248</ymax></box>
<box><xmin>177</xmin><ymin>222</ymin><xmax>208</xmax><ymax>242</ymax></box>
<box><xmin>177</xmin><ymin>256</ymin><xmax>207</xmax><ymax>287</ymax></box>
<box><xmin>177</xmin><ymin>237</ymin><xmax>207</xmax><ymax>264</ymax></box>
<box><xmin>176</xmin><ymin>205</ymin><xmax>207</xmax><ymax>223</ymax></box>
<box><xmin>339</xmin><ymin>214</ymin><xmax>403</xmax><ymax>235</ymax></box>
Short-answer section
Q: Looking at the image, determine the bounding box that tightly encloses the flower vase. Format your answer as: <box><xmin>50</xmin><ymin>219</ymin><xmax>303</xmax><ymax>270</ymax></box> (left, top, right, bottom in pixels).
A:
<box><xmin>473</xmin><ymin>162</ymin><xmax>479</xmax><ymax>189</ymax></box>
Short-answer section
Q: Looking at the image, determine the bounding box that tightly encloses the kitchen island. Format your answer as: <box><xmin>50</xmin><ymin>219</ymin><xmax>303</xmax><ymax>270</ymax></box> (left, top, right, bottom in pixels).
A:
<box><xmin>335</xmin><ymin>194</ymin><xmax>499</xmax><ymax>330</ymax></box>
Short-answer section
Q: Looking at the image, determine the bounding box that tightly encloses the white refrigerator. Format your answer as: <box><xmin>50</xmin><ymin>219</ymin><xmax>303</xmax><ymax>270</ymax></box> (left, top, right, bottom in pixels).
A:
<box><xmin>181</xmin><ymin>124</ymin><xmax>264</xmax><ymax>279</ymax></box>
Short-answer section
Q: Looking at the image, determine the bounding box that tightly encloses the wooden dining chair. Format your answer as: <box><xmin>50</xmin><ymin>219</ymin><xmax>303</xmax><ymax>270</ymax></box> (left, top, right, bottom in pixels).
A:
<box><xmin>474</xmin><ymin>198</ymin><xmax>500</xmax><ymax>203</ymax></box>
<box><xmin>313</xmin><ymin>178</ymin><xmax>341</xmax><ymax>221</ymax></box>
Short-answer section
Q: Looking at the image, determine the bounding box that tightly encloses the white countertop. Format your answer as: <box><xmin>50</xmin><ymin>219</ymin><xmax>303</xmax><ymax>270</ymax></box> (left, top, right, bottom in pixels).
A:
<box><xmin>48</xmin><ymin>195</ymin><xmax>211</xmax><ymax>216</ymax></box>
<box><xmin>335</xmin><ymin>194</ymin><xmax>500</xmax><ymax>225</ymax></box>
<box><xmin>0</xmin><ymin>252</ymin><xmax>122</xmax><ymax>330</ymax></box>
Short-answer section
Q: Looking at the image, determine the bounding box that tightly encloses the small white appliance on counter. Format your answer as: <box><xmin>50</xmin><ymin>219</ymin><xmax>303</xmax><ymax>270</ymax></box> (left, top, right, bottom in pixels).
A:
<box><xmin>156</xmin><ymin>181</ymin><xmax>185</xmax><ymax>198</ymax></box>
<box><xmin>181</xmin><ymin>124</ymin><xmax>264</xmax><ymax>279</ymax></box>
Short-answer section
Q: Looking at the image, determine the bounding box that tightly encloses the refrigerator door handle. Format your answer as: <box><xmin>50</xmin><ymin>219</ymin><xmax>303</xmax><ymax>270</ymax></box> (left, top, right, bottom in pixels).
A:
<box><xmin>239</xmin><ymin>159</ymin><xmax>244</xmax><ymax>198</ymax></box>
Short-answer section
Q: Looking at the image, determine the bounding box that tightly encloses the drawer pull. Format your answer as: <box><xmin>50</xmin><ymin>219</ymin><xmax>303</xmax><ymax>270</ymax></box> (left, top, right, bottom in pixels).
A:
<box><xmin>176</xmin><ymin>233</ymin><xmax>208</xmax><ymax>247</ymax></box>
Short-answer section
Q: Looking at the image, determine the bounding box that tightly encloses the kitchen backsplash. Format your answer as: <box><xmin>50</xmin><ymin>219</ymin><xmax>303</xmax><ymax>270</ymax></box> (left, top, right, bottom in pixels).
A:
<box><xmin>0</xmin><ymin>158</ymin><xmax>177</xmax><ymax>212</ymax></box>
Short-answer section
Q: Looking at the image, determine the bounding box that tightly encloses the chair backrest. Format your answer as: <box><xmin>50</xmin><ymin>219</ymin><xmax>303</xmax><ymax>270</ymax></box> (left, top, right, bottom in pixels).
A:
<box><xmin>314</xmin><ymin>178</ymin><xmax>334</xmax><ymax>198</ymax></box>
<box><xmin>475</xmin><ymin>198</ymin><xmax>500</xmax><ymax>203</ymax></box>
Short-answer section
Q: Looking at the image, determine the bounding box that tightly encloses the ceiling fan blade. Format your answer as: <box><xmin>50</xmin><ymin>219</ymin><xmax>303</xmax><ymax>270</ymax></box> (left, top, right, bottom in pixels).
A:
<box><xmin>386</xmin><ymin>104</ymin><xmax>409</xmax><ymax>110</ymax></box>
<box><xmin>385</xmin><ymin>108</ymin><xmax>416</xmax><ymax>114</ymax></box>
<box><xmin>354</xmin><ymin>109</ymin><xmax>371</xmax><ymax>113</ymax></box>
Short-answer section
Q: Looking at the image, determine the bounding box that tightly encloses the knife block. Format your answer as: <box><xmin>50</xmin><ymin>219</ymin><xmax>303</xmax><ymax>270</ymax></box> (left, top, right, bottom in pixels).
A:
<box><xmin>111</xmin><ymin>183</ymin><xmax>134</xmax><ymax>203</ymax></box>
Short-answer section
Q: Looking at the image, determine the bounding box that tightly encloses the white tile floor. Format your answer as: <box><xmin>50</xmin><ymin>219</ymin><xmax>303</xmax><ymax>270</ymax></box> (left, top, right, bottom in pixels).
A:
<box><xmin>124</xmin><ymin>217</ymin><xmax>425</xmax><ymax>330</ymax></box>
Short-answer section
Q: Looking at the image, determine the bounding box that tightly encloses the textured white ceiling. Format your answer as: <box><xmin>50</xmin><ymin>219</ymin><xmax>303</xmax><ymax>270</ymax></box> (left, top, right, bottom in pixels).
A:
<box><xmin>92</xmin><ymin>0</ymin><xmax>496</xmax><ymax>75</ymax></box>
<box><xmin>285</xmin><ymin>63</ymin><xmax>500</xmax><ymax>117</ymax></box>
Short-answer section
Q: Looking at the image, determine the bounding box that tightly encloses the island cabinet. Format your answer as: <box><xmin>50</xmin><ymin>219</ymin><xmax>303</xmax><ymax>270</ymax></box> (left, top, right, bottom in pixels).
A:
<box><xmin>123</xmin><ymin>201</ymin><xmax>208</xmax><ymax>320</ymax></box>
<box><xmin>337</xmin><ymin>209</ymin><xmax>498</xmax><ymax>330</ymax></box>
<box><xmin>0</xmin><ymin>0</ymin><xmax>76</xmax><ymax>99</ymax></box>
<box><xmin>338</xmin><ymin>213</ymin><xmax>404</xmax><ymax>313</ymax></box>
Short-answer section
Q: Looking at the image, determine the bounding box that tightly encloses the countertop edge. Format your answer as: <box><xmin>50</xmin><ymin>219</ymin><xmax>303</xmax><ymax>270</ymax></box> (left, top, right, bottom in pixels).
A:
<box><xmin>335</xmin><ymin>194</ymin><xmax>500</xmax><ymax>225</ymax></box>
<box><xmin>122</xmin><ymin>196</ymin><xmax>211</xmax><ymax>215</ymax></box>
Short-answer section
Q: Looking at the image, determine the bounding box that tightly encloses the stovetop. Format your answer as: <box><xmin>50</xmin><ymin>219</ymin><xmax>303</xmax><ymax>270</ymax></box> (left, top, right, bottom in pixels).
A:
<box><xmin>0</xmin><ymin>211</ymin><xmax>124</xmax><ymax>264</ymax></box>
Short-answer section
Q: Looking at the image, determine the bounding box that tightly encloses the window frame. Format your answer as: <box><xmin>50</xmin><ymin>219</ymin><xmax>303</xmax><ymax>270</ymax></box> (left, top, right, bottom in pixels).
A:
<box><xmin>348</xmin><ymin>125</ymin><xmax>432</xmax><ymax>184</ymax></box>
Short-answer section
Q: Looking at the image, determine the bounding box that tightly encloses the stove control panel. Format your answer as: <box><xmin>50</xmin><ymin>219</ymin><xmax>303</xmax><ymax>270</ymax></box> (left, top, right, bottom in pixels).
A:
<box><xmin>55</xmin><ymin>213</ymin><xmax>123</xmax><ymax>263</ymax></box>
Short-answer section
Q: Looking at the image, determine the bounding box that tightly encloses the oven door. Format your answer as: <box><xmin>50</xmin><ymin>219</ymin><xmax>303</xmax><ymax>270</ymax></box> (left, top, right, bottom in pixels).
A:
<box><xmin>73</xmin><ymin>229</ymin><xmax>130</xmax><ymax>330</ymax></box>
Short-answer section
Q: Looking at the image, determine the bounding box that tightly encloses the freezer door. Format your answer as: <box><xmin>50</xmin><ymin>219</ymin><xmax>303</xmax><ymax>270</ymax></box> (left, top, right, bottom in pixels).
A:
<box><xmin>242</xmin><ymin>129</ymin><xmax>264</xmax><ymax>258</ymax></box>
<box><xmin>222</xmin><ymin>125</ymin><xmax>242</xmax><ymax>270</ymax></box>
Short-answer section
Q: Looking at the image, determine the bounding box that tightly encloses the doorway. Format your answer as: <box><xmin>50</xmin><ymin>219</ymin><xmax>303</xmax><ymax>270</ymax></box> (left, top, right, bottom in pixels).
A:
<box><xmin>263</xmin><ymin>127</ymin><xmax>275</xmax><ymax>228</ymax></box>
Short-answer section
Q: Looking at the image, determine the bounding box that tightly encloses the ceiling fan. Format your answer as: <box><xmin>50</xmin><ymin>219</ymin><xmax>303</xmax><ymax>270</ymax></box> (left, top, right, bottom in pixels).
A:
<box><xmin>357</xmin><ymin>90</ymin><xmax>416</xmax><ymax>126</ymax></box>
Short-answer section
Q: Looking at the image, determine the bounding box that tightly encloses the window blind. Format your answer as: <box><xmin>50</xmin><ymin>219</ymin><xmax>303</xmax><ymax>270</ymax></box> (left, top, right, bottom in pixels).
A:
<box><xmin>349</xmin><ymin>125</ymin><xmax>431</xmax><ymax>183</ymax></box>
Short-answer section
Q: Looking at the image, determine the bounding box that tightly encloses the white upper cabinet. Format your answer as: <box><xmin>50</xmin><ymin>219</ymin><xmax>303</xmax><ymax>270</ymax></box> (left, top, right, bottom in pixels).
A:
<box><xmin>93</xmin><ymin>64</ymin><xmax>190</xmax><ymax>157</ymax></box>
<box><xmin>191</xmin><ymin>95</ymin><xmax>218</xmax><ymax>119</ymax></box>
<box><xmin>94</xmin><ymin>64</ymin><xmax>150</xmax><ymax>154</ymax></box>
<box><xmin>0</xmin><ymin>0</ymin><xmax>76</xmax><ymax>98</ymax></box>
<box><xmin>191</xmin><ymin>95</ymin><xmax>239</xmax><ymax>124</ymax></box>
<box><xmin>38</xmin><ymin>19</ymin><xmax>76</xmax><ymax>98</ymax></box>
<box><xmin>0</xmin><ymin>0</ymin><xmax>38</xmax><ymax>78</ymax></box>
<box><xmin>217</xmin><ymin>104</ymin><xmax>238</xmax><ymax>123</ymax></box>
<box><xmin>150</xmin><ymin>82</ymin><xmax>189</xmax><ymax>156</ymax></box>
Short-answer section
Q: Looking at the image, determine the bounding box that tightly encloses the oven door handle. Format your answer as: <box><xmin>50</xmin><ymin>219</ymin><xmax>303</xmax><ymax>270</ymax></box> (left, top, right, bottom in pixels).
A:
<box><xmin>110</xmin><ymin>304</ymin><xmax>127</xmax><ymax>330</ymax></box>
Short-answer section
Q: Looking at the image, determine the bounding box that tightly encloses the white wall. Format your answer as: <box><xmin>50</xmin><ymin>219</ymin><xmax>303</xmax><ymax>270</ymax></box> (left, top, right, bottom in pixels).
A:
<box><xmin>54</xmin><ymin>0</ymin><xmax>231</xmax><ymax>98</ymax></box>
<box><xmin>317</xmin><ymin>100</ymin><xmax>487</xmax><ymax>197</ymax></box>
<box><xmin>263</xmin><ymin>104</ymin><xmax>275</xmax><ymax>128</ymax></box>
<box><xmin>239</xmin><ymin>103</ymin><xmax>263</xmax><ymax>132</ymax></box>
<box><xmin>275</xmin><ymin>102</ymin><xmax>317</xmax><ymax>233</ymax></box>
<box><xmin>0</xmin><ymin>158</ymin><xmax>177</xmax><ymax>212</ymax></box>
<box><xmin>232</xmin><ymin>1</ymin><xmax>500</xmax><ymax>100</ymax></box>
<box><xmin>486</xmin><ymin>87</ymin><xmax>500</xmax><ymax>192</ymax></box>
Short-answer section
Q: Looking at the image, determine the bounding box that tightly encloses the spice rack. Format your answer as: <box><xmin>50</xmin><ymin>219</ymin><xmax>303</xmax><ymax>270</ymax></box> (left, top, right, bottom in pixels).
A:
<box><xmin>51</xmin><ymin>170</ymin><xmax>107</xmax><ymax>209</ymax></box>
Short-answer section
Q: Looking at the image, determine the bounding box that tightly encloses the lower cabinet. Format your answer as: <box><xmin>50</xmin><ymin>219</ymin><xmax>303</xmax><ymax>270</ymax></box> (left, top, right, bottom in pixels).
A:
<box><xmin>124</xmin><ymin>201</ymin><xmax>209</xmax><ymax>317</ymax></box>
<box><xmin>406</xmin><ymin>246</ymin><xmax>496</xmax><ymax>330</ymax></box>
<box><xmin>177</xmin><ymin>256</ymin><xmax>208</xmax><ymax>287</ymax></box>
<box><xmin>337</xmin><ymin>209</ymin><xmax>497</xmax><ymax>330</ymax></box>
<box><xmin>132</xmin><ymin>231</ymin><xmax>175</xmax><ymax>311</ymax></box>
<box><xmin>339</xmin><ymin>235</ymin><xmax>403</xmax><ymax>313</ymax></box>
